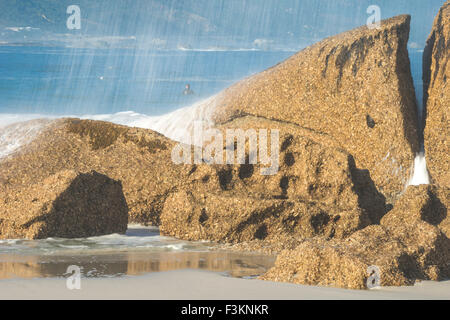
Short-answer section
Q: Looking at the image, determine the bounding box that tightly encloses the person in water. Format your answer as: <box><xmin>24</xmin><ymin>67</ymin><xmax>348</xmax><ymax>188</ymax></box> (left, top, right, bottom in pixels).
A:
<box><xmin>183</xmin><ymin>84</ymin><xmax>194</xmax><ymax>95</ymax></box>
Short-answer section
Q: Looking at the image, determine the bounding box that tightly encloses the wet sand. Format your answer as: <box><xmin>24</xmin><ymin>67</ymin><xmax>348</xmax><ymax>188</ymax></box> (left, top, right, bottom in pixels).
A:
<box><xmin>0</xmin><ymin>225</ymin><xmax>275</xmax><ymax>280</ymax></box>
<box><xmin>0</xmin><ymin>269</ymin><xmax>449</xmax><ymax>300</ymax></box>
<box><xmin>1</xmin><ymin>225</ymin><xmax>448</xmax><ymax>300</ymax></box>
<box><xmin>0</xmin><ymin>251</ymin><xmax>276</xmax><ymax>280</ymax></box>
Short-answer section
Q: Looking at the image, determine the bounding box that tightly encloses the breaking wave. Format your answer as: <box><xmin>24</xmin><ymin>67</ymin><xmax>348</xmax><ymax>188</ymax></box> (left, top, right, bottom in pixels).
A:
<box><xmin>0</xmin><ymin>95</ymin><xmax>218</xmax><ymax>159</ymax></box>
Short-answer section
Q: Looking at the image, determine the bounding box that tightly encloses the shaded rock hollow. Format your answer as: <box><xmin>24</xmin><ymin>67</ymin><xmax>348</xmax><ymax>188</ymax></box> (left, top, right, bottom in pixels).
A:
<box><xmin>0</xmin><ymin>170</ymin><xmax>128</xmax><ymax>239</ymax></box>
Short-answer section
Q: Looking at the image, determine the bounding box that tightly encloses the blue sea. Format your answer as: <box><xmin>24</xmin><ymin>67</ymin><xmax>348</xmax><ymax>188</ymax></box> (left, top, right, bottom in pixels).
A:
<box><xmin>0</xmin><ymin>46</ymin><xmax>424</xmax><ymax>117</ymax></box>
<box><xmin>0</xmin><ymin>46</ymin><xmax>296</xmax><ymax>116</ymax></box>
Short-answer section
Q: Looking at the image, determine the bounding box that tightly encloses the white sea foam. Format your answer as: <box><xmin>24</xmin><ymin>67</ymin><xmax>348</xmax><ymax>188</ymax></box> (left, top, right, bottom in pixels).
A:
<box><xmin>0</xmin><ymin>113</ymin><xmax>57</xmax><ymax>128</ymax></box>
<box><xmin>79</xmin><ymin>95</ymin><xmax>218</xmax><ymax>144</ymax></box>
<box><xmin>0</xmin><ymin>118</ymin><xmax>52</xmax><ymax>159</ymax></box>
<box><xmin>408</xmin><ymin>152</ymin><xmax>430</xmax><ymax>186</ymax></box>
<box><xmin>0</xmin><ymin>225</ymin><xmax>212</xmax><ymax>255</ymax></box>
<box><xmin>4</xmin><ymin>26</ymin><xmax>40</xmax><ymax>32</ymax></box>
<box><xmin>177</xmin><ymin>45</ymin><xmax>260</xmax><ymax>52</ymax></box>
<box><xmin>0</xmin><ymin>95</ymin><xmax>218</xmax><ymax>159</ymax></box>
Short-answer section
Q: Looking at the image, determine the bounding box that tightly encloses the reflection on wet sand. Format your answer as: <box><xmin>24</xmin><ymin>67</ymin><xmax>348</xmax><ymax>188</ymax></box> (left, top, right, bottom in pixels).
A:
<box><xmin>0</xmin><ymin>259</ymin><xmax>42</xmax><ymax>279</ymax></box>
<box><xmin>126</xmin><ymin>251</ymin><xmax>275</xmax><ymax>277</ymax></box>
<box><xmin>0</xmin><ymin>251</ymin><xmax>276</xmax><ymax>280</ymax></box>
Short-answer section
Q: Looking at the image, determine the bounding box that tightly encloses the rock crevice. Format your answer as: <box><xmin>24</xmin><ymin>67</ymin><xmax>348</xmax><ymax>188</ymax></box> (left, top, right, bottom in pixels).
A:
<box><xmin>423</xmin><ymin>1</ymin><xmax>449</xmax><ymax>188</ymax></box>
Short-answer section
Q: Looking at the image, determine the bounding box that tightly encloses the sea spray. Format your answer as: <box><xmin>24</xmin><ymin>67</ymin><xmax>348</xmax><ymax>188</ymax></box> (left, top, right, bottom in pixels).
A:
<box><xmin>80</xmin><ymin>95</ymin><xmax>218</xmax><ymax>144</ymax></box>
<box><xmin>408</xmin><ymin>152</ymin><xmax>430</xmax><ymax>186</ymax></box>
<box><xmin>0</xmin><ymin>95</ymin><xmax>218</xmax><ymax>159</ymax></box>
<box><xmin>0</xmin><ymin>119</ymin><xmax>50</xmax><ymax>159</ymax></box>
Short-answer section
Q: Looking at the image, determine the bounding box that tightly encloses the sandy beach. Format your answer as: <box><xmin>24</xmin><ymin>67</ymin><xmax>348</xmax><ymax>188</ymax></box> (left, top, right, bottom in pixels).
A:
<box><xmin>1</xmin><ymin>269</ymin><xmax>449</xmax><ymax>300</ymax></box>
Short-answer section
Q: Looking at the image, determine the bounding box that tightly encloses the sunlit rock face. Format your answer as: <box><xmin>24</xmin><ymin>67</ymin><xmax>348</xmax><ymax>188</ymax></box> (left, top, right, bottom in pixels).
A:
<box><xmin>211</xmin><ymin>15</ymin><xmax>420</xmax><ymax>203</ymax></box>
<box><xmin>160</xmin><ymin>118</ymin><xmax>389</xmax><ymax>246</ymax></box>
<box><xmin>423</xmin><ymin>1</ymin><xmax>450</xmax><ymax>189</ymax></box>
<box><xmin>0</xmin><ymin>119</ymin><xmax>185</xmax><ymax>227</ymax></box>
<box><xmin>262</xmin><ymin>185</ymin><xmax>450</xmax><ymax>290</ymax></box>
<box><xmin>0</xmin><ymin>170</ymin><xmax>128</xmax><ymax>239</ymax></box>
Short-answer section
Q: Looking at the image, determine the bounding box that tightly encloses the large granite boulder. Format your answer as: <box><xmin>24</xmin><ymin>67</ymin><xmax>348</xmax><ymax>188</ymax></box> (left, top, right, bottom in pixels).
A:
<box><xmin>160</xmin><ymin>118</ymin><xmax>388</xmax><ymax>245</ymax></box>
<box><xmin>0</xmin><ymin>118</ymin><xmax>184</xmax><ymax>226</ymax></box>
<box><xmin>261</xmin><ymin>185</ymin><xmax>450</xmax><ymax>289</ymax></box>
<box><xmin>208</xmin><ymin>15</ymin><xmax>419</xmax><ymax>203</ymax></box>
<box><xmin>423</xmin><ymin>1</ymin><xmax>450</xmax><ymax>188</ymax></box>
<box><xmin>0</xmin><ymin>170</ymin><xmax>128</xmax><ymax>239</ymax></box>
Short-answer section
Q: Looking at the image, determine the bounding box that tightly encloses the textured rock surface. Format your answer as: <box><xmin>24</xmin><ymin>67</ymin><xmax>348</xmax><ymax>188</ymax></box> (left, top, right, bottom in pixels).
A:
<box><xmin>161</xmin><ymin>190</ymin><xmax>369</xmax><ymax>245</ymax></box>
<box><xmin>380</xmin><ymin>185</ymin><xmax>449</xmax><ymax>238</ymax></box>
<box><xmin>436</xmin><ymin>187</ymin><xmax>450</xmax><ymax>237</ymax></box>
<box><xmin>261</xmin><ymin>185</ymin><xmax>450</xmax><ymax>289</ymax></box>
<box><xmin>210</xmin><ymin>15</ymin><xmax>419</xmax><ymax>202</ymax></box>
<box><xmin>161</xmin><ymin>118</ymin><xmax>388</xmax><ymax>244</ymax></box>
<box><xmin>0</xmin><ymin>118</ymin><xmax>183</xmax><ymax>226</ymax></box>
<box><xmin>0</xmin><ymin>170</ymin><xmax>128</xmax><ymax>239</ymax></box>
<box><xmin>423</xmin><ymin>1</ymin><xmax>450</xmax><ymax>188</ymax></box>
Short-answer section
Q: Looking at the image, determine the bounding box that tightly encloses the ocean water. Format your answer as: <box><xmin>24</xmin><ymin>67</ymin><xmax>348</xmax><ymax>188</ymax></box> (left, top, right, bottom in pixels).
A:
<box><xmin>0</xmin><ymin>46</ymin><xmax>424</xmax><ymax>115</ymax></box>
<box><xmin>0</xmin><ymin>46</ymin><xmax>294</xmax><ymax>115</ymax></box>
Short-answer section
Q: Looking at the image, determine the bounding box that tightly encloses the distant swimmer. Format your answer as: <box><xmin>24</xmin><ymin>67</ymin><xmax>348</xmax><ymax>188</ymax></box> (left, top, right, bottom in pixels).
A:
<box><xmin>183</xmin><ymin>84</ymin><xmax>194</xmax><ymax>95</ymax></box>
